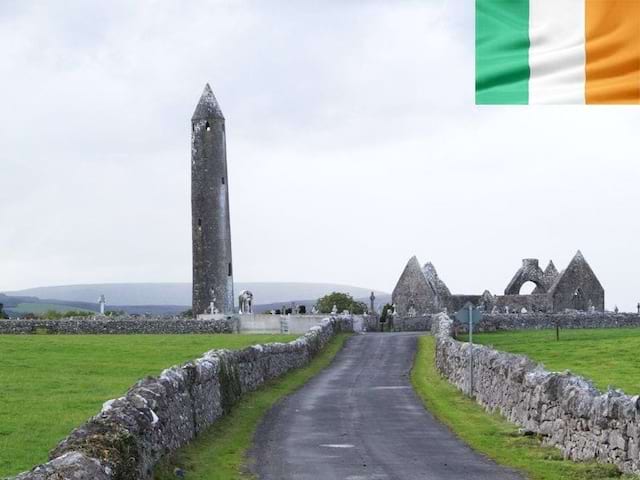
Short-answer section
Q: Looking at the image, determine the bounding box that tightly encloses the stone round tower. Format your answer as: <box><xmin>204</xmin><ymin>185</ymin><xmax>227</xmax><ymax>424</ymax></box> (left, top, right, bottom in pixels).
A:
<box><xmin>191</xmin><ymin>84</ymin><xmax>234</xmax><ymax>315</ymax></box>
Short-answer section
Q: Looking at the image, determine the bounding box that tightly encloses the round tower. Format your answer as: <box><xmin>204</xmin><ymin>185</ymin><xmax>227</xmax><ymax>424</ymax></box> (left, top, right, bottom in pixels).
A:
<box><xmin>191</xmin><ymin>84</ymin><xmax>234</xmax><ymax>315</ymax></box>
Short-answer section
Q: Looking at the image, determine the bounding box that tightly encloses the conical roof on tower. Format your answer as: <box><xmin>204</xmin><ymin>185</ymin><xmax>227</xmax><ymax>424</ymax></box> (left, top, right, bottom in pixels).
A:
<box><xmin>192</xmin><ymin>83</ymin><xmax>225</xmax><ymax>120</ymax></box>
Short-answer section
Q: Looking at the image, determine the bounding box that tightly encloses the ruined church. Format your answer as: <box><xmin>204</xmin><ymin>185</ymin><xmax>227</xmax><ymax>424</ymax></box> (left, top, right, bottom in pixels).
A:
<box><xmin>392</xmin><ymin>251</ymin><xmax>604</xmax><ymax>316</ymax></box>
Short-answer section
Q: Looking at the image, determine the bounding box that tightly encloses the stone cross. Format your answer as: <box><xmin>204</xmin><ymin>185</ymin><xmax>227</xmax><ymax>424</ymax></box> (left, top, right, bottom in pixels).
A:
<box><xmin>209</xmin><ymin>288</ymin><xmax>218</xmax><ymax>314</ymax></box>
<box><xmin>369</xmin><ymin>291</ymin><xmax>375</xmax><ymax>314</ymax></box>
<box><xmin>98</xmin><ymin>295</ymin><xmax>106</xmax><ymax>315</ymax></box>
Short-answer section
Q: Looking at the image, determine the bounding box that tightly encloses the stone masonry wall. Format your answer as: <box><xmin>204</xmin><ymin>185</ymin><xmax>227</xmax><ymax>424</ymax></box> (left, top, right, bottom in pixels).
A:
<box><xmin>11</xmin><ymin>312</ymin><xmax>633</xmax><ymax>336</ymax></box>
<box><xmin>465</xmin><ymin>312</ymin><xmax>640</xmax><ymax>333</ymax></box>
<box><xmin>389</xmin><ymin>312</ymin><xmax>640</xmax><ymax>333</ymax></box>
<box><xmin>0</xmin><ymin>317</ymin><xmax>238</xmax><ymax>335</ymax></box>
<box><xmin>433</xmin><ymin>313</ymin><xmax>640</xmax><ymax>475</ymax></box>
<box><xmin>391</xmin><ymin>315</ymin><xmax>433</xmax><ymax>332</ymax></box>
<box><xmin>11</xmin><ymin>317</ymin><xmax>353</xmax><ymax>480</ymax></box>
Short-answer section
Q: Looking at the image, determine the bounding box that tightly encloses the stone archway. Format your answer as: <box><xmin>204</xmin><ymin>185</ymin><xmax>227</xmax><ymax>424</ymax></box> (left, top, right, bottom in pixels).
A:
<box><xmin>504</xmin><ymin>259</ymin><xmax>547</xmax><ymax>295</ymax></box>
<box><xmin>519</xmin><ymin>281</ymin><xmax>538</xmax><ymax>295</ymax></box>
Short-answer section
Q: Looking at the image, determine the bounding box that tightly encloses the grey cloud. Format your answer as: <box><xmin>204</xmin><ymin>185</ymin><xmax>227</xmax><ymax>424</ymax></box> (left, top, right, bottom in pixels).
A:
<box><xmin>1</xmin><ymin>1</ymin><xmax>638</xmax><ymax>311</ymax></box>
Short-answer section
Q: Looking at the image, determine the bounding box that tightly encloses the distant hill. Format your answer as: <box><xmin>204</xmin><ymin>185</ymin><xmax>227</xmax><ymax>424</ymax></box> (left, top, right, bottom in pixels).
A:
<box><xmin>4</xmin><ymin>282</ymin><xmax>389</xmax><ymax>308</ymax></box>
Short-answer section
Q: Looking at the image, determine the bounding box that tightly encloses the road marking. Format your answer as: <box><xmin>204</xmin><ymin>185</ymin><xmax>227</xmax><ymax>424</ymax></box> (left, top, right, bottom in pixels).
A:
<box><xmin>320</xmin><ymin>444</ymin><xmax>355</xmax><ymax>449</ymax></box>
<box><xmin>370</xmin><ymin>386</ymin><xmax>410</xmax><ymax>390</ymax></box>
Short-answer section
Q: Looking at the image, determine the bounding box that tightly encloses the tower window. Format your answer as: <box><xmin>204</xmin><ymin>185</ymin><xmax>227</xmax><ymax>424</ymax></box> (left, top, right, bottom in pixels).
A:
<box><xmin>205</xmin><ymin>121</ymin><xmax>211</xmax><ymax>132</ymax></box>
<box><xmin>221</xmin><ymin>177</ymin><xmax>225</xmax><ymax>185</ymax></box>
<box><xmin>228</xmin><ymin>263</ymin><xmax>232</xmax><ymax>276</ymax></box>
<box><xmin>197</xmin><ymin>218</ymin><xmax>202</xmax><ymax>228</ymax></box>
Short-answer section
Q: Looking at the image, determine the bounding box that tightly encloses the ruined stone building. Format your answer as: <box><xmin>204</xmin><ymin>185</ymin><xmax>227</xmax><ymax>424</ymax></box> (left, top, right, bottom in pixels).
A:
<box><xmin>392</xmin><ymin>250</ymin><xmax>604</xmax><ymax>315</ymax></box>
<box><xmin>191</xmin><ymin>84</ymin><xmax>234</xmax><ymax>315</ymax></box>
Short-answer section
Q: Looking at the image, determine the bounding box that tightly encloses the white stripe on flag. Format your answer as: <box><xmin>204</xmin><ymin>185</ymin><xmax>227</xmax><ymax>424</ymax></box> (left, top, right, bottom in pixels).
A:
<box><xmin>529</xmin><ymin>0</ymin><xmax>585</xmax><ymax>104</ymax></box>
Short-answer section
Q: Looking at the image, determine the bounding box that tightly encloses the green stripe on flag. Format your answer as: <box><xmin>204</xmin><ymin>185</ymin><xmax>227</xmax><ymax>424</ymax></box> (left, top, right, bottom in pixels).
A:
<box><xmin>476</xmin><ymin>0</ymin><xmax>530</xmax><ymax>105</ymax></box>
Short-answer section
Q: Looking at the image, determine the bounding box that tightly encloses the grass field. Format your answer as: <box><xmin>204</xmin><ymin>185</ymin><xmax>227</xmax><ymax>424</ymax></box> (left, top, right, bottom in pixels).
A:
<box><xmin>0</xmin><ymin>333</ymin><xmax>296</xmax><ymax>478</ymax></box>
<box><xmin>467</xmin><ymin>328</ymin><xmax>640</xmax><ymax>394</ymax></box>
<box><xmin>412</xmin><ymin>336</ymin><xmax>625</xmax><ymax>480</ymax></box>
<box><xmin>154</xmin><ymin>333</ymin><xmax>350</xmax><ymax>480</ymax></box>
<box><xmin>9</xmin><ymin>302</ymin><xmax>95</xmax><ymax>315</ymax></box>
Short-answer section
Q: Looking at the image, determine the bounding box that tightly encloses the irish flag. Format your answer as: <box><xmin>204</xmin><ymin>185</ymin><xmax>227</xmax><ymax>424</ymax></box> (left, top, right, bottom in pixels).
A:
<box><xmin>476</xmin><ymin>0</ymin><xmax>640</xmax><ymax>104</ymax></box>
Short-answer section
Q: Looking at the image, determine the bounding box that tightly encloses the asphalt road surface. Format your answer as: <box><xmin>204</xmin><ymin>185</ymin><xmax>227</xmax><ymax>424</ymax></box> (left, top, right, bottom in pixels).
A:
<box><xmin>250</xmin><ymin>332</ymin><xmax>523</xmax><ymax>480</ymax></box>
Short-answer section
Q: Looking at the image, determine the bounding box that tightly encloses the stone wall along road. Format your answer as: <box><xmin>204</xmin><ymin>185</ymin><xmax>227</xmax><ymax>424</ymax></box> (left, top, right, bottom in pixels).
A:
<box><xmin>433</xmin><ymin>313</ymin><xmax>640</xmax><ymax>475</ymax></box>
<box><xmin>250</xmin><ymin>332</ymin><xmax>522</xmax><ymax>480</ymax></box>
<box><xmin>11</xmin><ymin>317</ymin><xmax>352</xmax><ymax>480</ymax></box>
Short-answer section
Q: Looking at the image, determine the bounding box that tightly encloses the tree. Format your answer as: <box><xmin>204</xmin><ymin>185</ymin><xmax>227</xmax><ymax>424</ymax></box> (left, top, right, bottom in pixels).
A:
<box><xmin>0</xmin><ymin>303</ymin><xmax>7</xmax><ymax>319</ymax></box>
<box><xmin>379</xmin><ymin>303</ymin><xmax>394</xmax><ymax>332</ymax></box>
<box><xmin>315</xmin><ymin>292</ymin><xmax>367</xmax><ymax>315</ymax></box>
<box><xmin>380</xmin><ymin>303</ymin><xmax>393</xmax><ymax>323</ymax></box>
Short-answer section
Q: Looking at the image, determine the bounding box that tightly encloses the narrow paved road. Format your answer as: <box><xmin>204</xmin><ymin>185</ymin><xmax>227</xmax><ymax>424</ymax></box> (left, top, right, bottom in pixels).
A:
<box><xmin>250</xmin><ymin>332</ymin><xmax>522</xmax><ymax>480</ymax></box>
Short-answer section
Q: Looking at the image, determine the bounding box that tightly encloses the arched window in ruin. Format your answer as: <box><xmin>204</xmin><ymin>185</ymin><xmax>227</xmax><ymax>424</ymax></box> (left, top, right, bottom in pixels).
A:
<box><xmin>504</xmin><ymin>259</ymin><xmax>547</xmax><ymax>295</ymax></box>
<box><xmin>519</xmin><ymin>281</ymin><xmax>538</xmax><ymax>295</ymax></box>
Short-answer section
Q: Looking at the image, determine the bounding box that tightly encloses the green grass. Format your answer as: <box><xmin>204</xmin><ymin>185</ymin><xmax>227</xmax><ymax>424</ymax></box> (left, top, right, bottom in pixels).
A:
<box><xmin>467</xmin><ymin>328</ymin><xmax>640</xmax><ymax>394</ymax></box>
<box><xmin>411</xmin><ymin>336</ymin><xmax>625</xmax><ymax>480</ymax></box>
<box><xmin>0</xmin><ymin>334</ymin><xmax>295</xmax><ymax>478</ymax></box>
<box><xmin>154</xmin><ymin>333</ymin><xmax>351</xmax><ymax>480</ymax></box>
<box><xmin>10</xmin><ymin>303</ymin><xmax>95</xmax><ymax>315</ymax></box>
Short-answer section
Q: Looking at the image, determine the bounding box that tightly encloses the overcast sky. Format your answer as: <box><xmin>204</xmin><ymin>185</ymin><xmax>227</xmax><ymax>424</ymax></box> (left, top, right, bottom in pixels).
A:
<box><xmin>1</xmin><ymin>0</ymin><xmax>638</xmax><ymax>310</ymax></box>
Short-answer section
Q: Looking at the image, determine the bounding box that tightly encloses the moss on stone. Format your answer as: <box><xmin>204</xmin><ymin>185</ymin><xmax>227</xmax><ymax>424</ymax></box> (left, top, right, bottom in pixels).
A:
<box><xmin>218</xmin><ymin>355</ymin><xmax>242</xmax><ymax>414</ymax></box>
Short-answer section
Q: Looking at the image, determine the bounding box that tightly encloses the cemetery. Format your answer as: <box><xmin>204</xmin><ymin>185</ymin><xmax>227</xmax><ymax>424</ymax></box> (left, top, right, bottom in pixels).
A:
<box><xmin>3</xmin><ymin>79</ymin><xmax>639</xmax><ymax>480</ymax></box>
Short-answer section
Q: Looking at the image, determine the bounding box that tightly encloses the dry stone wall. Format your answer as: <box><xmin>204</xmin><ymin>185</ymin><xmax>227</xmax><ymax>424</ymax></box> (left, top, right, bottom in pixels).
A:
<box><xmin>433</xmin><ymin>313</ymin><xmax>640</xmax><ymax>475</ymax></box>
<box><xmin>12</xmin><ymin>317</ymin><xmax>352</xmax><ymax>480</ymax></box>
<box><xmin>389</xmin><ymin>312</ymin><xmax>640</xmax><ymax>333</ymax></box>
<box><xmin>10</xmin><ymin>312</ymin><xmax>634</xmax><ymax>336</ymax></box>
<box><xmin>391</xmin><ymin>315</ymin><xmax>433</xmax><ymax>332</ymax></box>
<box><xmin>465</xmin><ymin>312</ymin><xmax>640</xmax><ymax>333</ymax></box>
<box><xmin>0</xmin><ymin>317</ymin><xmax>238</xmax><ymax>335</ymax></box>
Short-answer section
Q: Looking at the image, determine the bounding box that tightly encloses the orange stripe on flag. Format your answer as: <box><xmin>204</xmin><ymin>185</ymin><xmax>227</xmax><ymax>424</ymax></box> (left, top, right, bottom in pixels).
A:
<box><xmin>586</xmin><ymin>0</ymin><xmax>640</xmax><ymax>104</ymax></box>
